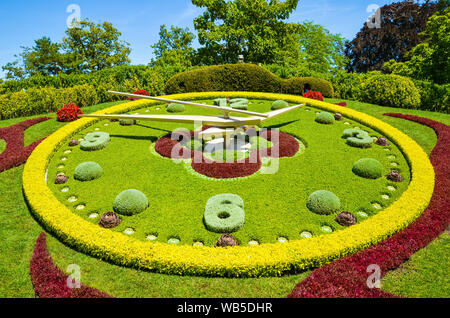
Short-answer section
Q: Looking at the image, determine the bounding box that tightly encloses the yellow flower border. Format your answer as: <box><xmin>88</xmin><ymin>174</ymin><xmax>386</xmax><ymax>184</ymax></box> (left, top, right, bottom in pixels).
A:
<box><xmin>23</xmin><ymin>92</ymin><xmax>435</xmax><ymax>277</ymax></box>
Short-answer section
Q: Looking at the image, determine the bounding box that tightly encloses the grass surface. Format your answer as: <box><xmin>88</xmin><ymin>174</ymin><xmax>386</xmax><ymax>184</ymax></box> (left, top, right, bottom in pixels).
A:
<box><xmin>46</xmin><ymin>99</ymin><xmax>410</xmax><ymax>247</ymax></box>
<box><xmin>0</xmin><ymin>97</ymin><xmax>448</xmax><ymax>298</ymax></box>
<box><xmin>382</xmin><ymin>233</ymin><xmax>450</xmax><ymax>298</ymax></box>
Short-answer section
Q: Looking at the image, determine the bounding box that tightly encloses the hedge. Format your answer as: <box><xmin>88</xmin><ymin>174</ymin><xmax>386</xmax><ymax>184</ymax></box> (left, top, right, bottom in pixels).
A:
<box><xmin>165</xmin><ymin>64</ymin><xmax>334</xmax><ymax>97</ymax></box>
<box><xmin>0</xmin><ymin>84</ymin><xmax>98</xmax><ymax>120</ymax></box>
<box><xmin>23</xmin><ymin>92</ymin><xmax>434</xmax><ymax>278</ymax></box>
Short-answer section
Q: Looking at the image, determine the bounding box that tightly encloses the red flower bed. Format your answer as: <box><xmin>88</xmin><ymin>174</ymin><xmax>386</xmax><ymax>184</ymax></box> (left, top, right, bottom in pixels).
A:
<box><xmin>335</xmin><ymin>102</ymin><xmax>347</xmax><ymax>107</ymax></box>
<box><xmin>127</xmin><ymin>89</ymin><xmax>150</xmax><ymax>100</ymax></box>
<box><xmin>30</xmin><ymin>233</ymin><xmax>112</xmax><ymax>298</ymax></box>
<box><xmin>155</xmin><ymin>129</ymin><xmax>300</xmax><ymax>179</ymax></box>
<box><xmin>303</xmin><ymin>91</ymin><xmax>324</xmax><ymax>101</ymax></box>
<box><xmin>0</xmin><ymin>117</ymin><xmax>51</xmax><ymax>173</ymax></box>
<box><xmin>288</xmin><ymin>114</ymin><xmax>450</xmax><ymax>298</ymax></box>
<box><xmin>56</xmin><ymin>104</ymin><xmax>83</xmax><ymax>122</ymax></box>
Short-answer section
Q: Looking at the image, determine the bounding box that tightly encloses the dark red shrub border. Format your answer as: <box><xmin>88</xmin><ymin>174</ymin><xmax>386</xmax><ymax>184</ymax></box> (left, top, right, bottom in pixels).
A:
<box><xmin>155</xmin><ymin>129</ymin><xmax>300</xmax><ymax>179</ymax></box>
<box><xmin>30</xmin><ymin>233</ymin><xmax>112</xmax><ymax>298</ymax></box>
<box><xmin>0</xmin><ymin>117</ymin><xmax>51</xmax><ymax>173</ymax></box>
<box><xmin>288</xmin><ymin>114</ymin><xmax>450</xmax><ymax>298</ymax></box>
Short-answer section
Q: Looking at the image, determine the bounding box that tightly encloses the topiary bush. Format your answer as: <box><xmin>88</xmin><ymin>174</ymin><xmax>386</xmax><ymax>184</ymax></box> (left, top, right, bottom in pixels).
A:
<box><xmin>315</xmin><ymin>112</ymin><xmax>335</xmax><ymax>125</ymax></box>
<box><xmin>343</xmin><ymin>129</ymin><xmax>373</xmax><ymax>148</ymax></box>
<box><xmin>113</xmin><ymin>189</ymin><xmax>149</xmax><ymax>216</ymax></box>
<box><xmin>74</xmin><ymin>162</ymin><xmax>103</xmax><ymax>182</ymax></box>
<box><xmin>203</xmin><ymin>194</ymin><xmax>245</xmax><ymax>233</ymax></box>
<box><xmin>271</xmin><ymin>100</ymin><xmax>289</xmax><ymax>110</ymax></box>
<box><xmin>352</xmin><ymin>158</ymin><xmax>384</xmax><ymax>179</ymax></box>
<box><xmin>229</xmin><ymin>98</ymin><xmax>249</xmax><ymax>110</ymax></box>
<box><xmin>167</xmin><ymin>103</ymin><xmax>186</xmax><ymax>113</ymax></box>
<box><xmin>306</xmin><ymin>190</ymin><xmax>341</xmax><ymax>215</ymax></box>
<box><xmin>80</xmin><ymin>132</ymin><xmax>110</xmax><ymax>151</ymax></box>
<box><xmin>282</xmin><ymin>77</ymin><xmax>334</xmax><ymax>97</ymax></box>
<box><xmin>359</xmin><ymin>74</ymin><xmax>421</xmax><ymax>109</ymax></box>
<box><xmin>164</xmin><ymin>63</ymin><xmax>334</xmax><ymax>97</ymax></box>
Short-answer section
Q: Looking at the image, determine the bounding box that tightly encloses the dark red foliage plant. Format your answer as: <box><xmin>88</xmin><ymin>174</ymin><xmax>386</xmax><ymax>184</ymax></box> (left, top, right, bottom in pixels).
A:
<box><xmin>30</xmin><ymin>233</ymin><xmax>112</xmax><ymax>298</ymax></box>
<box><xmin>127</xmin><ymin>89</ymin><xmax>150</xmax><ymax>100</ymax></box>
<box><xmin>288</xmin><ymin>114</ymin><xmax>450</xmax><ymax>298</ymax></box>
<box><xmin>303</xmin><ymin>91</ymin><xmax>324</xmax><ymax>101</ymax></box>
<box><xmin>0</xmin><ymin>117</ymin><xmax>51</xmax><ymax>173</ymax></box>
<box><xmin>56</xmin><ymin>104</ymin><xmax>83</xmax><ymax>122</ymax></box>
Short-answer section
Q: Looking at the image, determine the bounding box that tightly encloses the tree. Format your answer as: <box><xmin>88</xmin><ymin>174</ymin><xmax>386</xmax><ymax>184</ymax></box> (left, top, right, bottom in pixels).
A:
<box><xmin>22</xmin><ymin>37</ymin><xmax>68</xmax><ymax>76</ymax></box>
<box><xmin>192</xmin><ymin>0</ymin><xmax>299</xmax><ymax>65</ymax></box>
<box><xmin>62</xmin><ymin>20</ymin><xmax>131</xmax><ymax>73</ymax></box>
<box><xmin>150</xmin><ymin>25</ymin><xmax>196</xmax><ymax>68</ymax></box>
<box><xmin>384</xmin><ymin>7</ymin><xmax>450</xmax><ymax>84</ymax></box>
<box><xmin>297</xmin><ymin>22</ymin><xmax>348</xmax><ymax>73</ymax></box>
<box><xmin>2</xmin><ymin>60</ymin><xmax>26</xmax><ymax>80</ymax></box>
<box><xmin>346</xmin><ymin>1</ymin><xmax>437</xmax><ymax>73</ymax></box>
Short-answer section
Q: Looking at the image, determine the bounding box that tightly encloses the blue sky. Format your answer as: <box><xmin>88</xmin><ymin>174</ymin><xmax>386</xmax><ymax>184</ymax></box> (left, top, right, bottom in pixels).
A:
<box><xmin>0</xmin><ymin>0</ymin><xmax>397</xmax><ymax>79</ymax></box>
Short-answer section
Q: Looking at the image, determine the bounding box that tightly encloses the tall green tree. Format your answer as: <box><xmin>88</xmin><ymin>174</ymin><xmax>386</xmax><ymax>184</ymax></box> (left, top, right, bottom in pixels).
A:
<box><xmin>384</xmin><ymin>7</ymin><xmax>450</xmax><ymax>84</ymax></box>
<box><xmin>62</xmin><ymin>20</ymin><xmax>131</xmax><ymax>73</ymax></box>
<box><xmin>150</xmin><ymin>25</ymin><xmax>196</xmax><ymax>68</ymax></box>
<box><xmin>192</xmin><ymin>0</ymin><xmax>299</xmax><ymax>64</ymax></box>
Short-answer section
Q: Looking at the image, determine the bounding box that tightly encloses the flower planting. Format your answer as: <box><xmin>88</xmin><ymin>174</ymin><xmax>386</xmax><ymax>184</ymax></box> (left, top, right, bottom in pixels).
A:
<box><xmin>22</xmin><ymin>92</ymin><xmax>433</xmax><ymax>278</ymax></box>
<box><xmin>56</xmin><ymin>104</ymin><xmax>83</xmax><ymax>122</ymax></box>
<box><xmin>288</xmin><ymin>113</ymin><xmax>448</xmax><ymax>298</ymax></box>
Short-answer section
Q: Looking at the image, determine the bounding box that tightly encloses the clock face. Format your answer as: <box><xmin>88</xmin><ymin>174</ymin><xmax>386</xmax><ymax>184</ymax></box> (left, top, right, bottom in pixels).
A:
<box><xmin>45</xmin><ymin>97</ymin><xmax>410</xmax><ymax>248</ymax></box>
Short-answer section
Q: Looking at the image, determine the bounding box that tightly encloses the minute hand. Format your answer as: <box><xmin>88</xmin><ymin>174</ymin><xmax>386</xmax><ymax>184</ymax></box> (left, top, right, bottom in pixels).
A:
<box><xmin>108</xmin><ymin>91</ymin><xmax>269</xmax><ymax>118</ymax></box>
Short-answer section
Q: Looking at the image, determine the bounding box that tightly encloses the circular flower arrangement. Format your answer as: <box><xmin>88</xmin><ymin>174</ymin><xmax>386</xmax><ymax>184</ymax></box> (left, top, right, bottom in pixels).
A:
<box><xmin>23</xmin><ymin>92</ymin><xmax>434</xmax><ymax>278</ymax></box>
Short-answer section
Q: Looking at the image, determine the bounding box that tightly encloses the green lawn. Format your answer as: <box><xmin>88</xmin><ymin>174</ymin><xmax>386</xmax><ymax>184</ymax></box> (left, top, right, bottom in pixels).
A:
<box><xmin>0</xmin><ymin>98</ymin><xmax>449</xmax><ymax>298</ymax></box>
<box><xmin>382</xmin><ymin>233</ymin><xmax>450</xmax><ymax>298</ymax></box>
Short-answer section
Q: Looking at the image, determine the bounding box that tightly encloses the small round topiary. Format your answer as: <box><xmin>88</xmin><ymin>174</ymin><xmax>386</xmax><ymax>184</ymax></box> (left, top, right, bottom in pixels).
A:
<box><xmin>98</xmin><ymin>212</ymin><xmax>122</xmax><ymax>229</ymax></box>
<box><xmin>375</xmin><ymin>137</ymin><xmax>390</xmax><ymax>146</ymax></box>
<box><xmin>215</xmin><ymin>234</ymin><xmax>239</xmax><ymax>247</ymax></box>
<box><xmin>119</xmin><ymin>118</ymin><xmax>137</xmax><ymax>126</ymax></box>
<box><xmin>167</xmin><ymin>103</ymin><xmax>186</xmax><ymax>113</ymax></box>
<box><xmin>54</xmin><ymin>175</ymin><xmax>69</xmax><ymax>185</ymax></box>
<box><xmin>334</xmin><ymin>113</ymin><xmax>343</xmax><ymax>121</ymax></box>
<box><xmin>68</xmin><ymin>139</ymin><xmax>79</xmax><ymax>147</ymax></box>
<box><xmin>74</xmin><ymin>162</ymin><xmax>103</xmax><ymax>181</ymax></box>
<box><xmin>113</xmin><ymin>189</ymin><xmax>149</xmax><ymax>216</ymax></box>
<box><xmin>315</xmin><ymin>112</ymin><xmax>335</xmax><ymax>125</ymax></box>
<box><xmin>352</xmin><ymin>158</ymin><xmax>384</xmax><ymax>179</ymax></box>
<box><xmin>271</xmin><ymin>100</ymin><xmax>289</xmax><ymax>110</ymax></box>
<box><xmin>306</xmin><ymin>190</ymin><xmax>341</xmax><ymax>215</ymax></box>
<box><xmin>80</xmin><ymin>132</ymin><xmax>110</xmax><ymax>151</ymax></box>
<box><xmin>387</xmin><ymin>170</ymin><xmax>404</xmax><ymax>182</ymax></box>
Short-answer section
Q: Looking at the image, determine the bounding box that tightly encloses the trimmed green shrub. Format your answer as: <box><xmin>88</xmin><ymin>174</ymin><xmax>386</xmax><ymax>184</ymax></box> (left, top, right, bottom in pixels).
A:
<box><xmin>352</xmin><ymin>158</ymin><xmax>384</xmax><ymax>179</ymax></box>
<box><xmin>358</xmin><ymin>74</ymin><xmax>421</xmax><ymax>109</ymax></box>
<box><xmin>80</xmin><ymin>132</ymin><xmax>110</xmax><ymax>151</ymax></box>
<box><xmin>113</xmin><ymin>189</ymin><xmax>149</xmax><ymax>216</ymax></box>
<box><xmin>165</xmin><ymin>64</ymin><xmax>283</xmax><ymax>94</ymax></box>
<box><xmin>229</xmin><ymin>98</ymin><xmax>248</xmax><ymax>110</ymax></box>
<box><xmin>0</xmin><ymin>84</ymin><xmax>98</xmax><ymax>120</ymax></box>
<box><xmin>204</xmin><ymin>194</ymin><xmax>245</xmax><ymax>233</ymax></box>
<box><xmin>167</xmin><ymin>103</ymin><xmax>186</xmax><ymax>113</ymax></box>
<box><xmin>74</xmin><ymin>162</ymin><xmax>103</xmax><ymax>182</ymax></box>
<box><xmin>413</xmin><ymin>80</ymin><xmax>450</xmax><ymax>113</ymax></box>
<box><xmin>119</xmin><ymin>118</ymin><xmax>137</xmax><ymax>126</ymax></box>
<box><xmin>282</xmin><ymin>77</ymin><xmax>334</xmax><ymax>97</ymax></box>
<box><xmin>271</xmin><ymin>100</ymin><xmax>289</xmax><ymax>110</ymax></box>
<box><xmin>306</xmin><ymin>190</ymin><xmax>341</xmax><ymax>215</ymax></box>
<box><xmin>343</xmin><ymin>129</ymin><xmax>373</xmax><ymax>149</ymax></box>
<box><xmin>164</xmin><ymin>63</ymin><xmax>334</xmax><ymax>97</ymax></box>
<box><xmin>315</xmin><ymin>112</ymin><xmax>335</xmax><ymax>125</ymax></box>
<box><xmin>213</xmin><ymin>98</ymin><xmax>227</xmax><ymax>107</ymax></box>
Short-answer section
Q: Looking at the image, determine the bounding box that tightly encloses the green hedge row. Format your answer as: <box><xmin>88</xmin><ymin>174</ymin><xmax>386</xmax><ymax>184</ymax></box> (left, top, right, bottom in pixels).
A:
<box><xmin>265</xmin><ymin>65</ymin><xmax>449</xmax><ymax>113</ymax></box>
<box><xmin>165</xmin><ymin>64</ymin><xmax>335</xmax><ymax>97</ymax></box>
<box><xmin>0</xmin><ymin>84</ymin><xmax>98</xmax><ymax>120</ymax></box>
